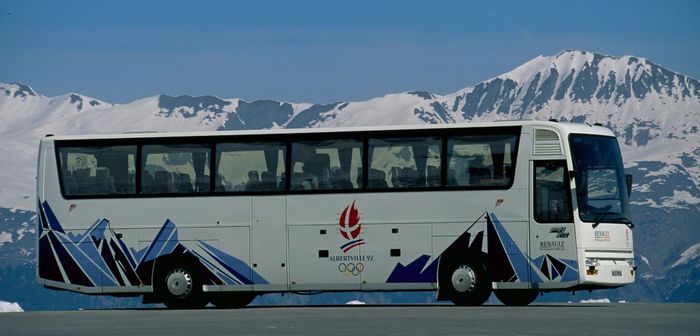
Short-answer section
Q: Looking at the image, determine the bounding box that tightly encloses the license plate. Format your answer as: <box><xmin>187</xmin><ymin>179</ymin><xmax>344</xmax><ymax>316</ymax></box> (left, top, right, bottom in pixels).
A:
<box><xmin>612</xmin><ymin>270</ymin><xmax>622</xmax><ymax>277</ymax></box>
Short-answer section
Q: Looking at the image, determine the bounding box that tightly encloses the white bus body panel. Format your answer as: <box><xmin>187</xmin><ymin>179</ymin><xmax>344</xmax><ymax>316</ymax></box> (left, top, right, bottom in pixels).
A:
<box><xmin>36</xmin><ymin>121</ymin><xmax>634</xmax><ymax>297</ymax></box>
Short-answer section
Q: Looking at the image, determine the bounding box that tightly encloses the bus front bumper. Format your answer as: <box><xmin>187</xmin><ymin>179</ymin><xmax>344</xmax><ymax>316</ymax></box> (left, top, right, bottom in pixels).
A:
<box><xmin>580</xmin><ymin>253</ymin><xmax>635</xmax><ymax>286</ymax></box>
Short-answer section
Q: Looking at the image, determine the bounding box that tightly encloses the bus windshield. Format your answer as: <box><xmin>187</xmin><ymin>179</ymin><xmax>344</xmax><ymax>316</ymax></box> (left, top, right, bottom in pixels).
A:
<box><xmin>570</xmin><ymin>134</ymin><xmax>631</xmax><ymax>224</ymax></box>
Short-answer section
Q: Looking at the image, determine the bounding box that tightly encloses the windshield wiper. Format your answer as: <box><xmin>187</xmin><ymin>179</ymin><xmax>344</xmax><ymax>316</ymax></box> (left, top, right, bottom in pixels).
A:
<box><xmin>591</xmin><ymin>211</ymin><xmax>634</xmax><ymax>229</ymax></box>
<box><xmin>591</xmin><ymin>211</ymin><xmax>617</xmax><ymax>229</ymax></box>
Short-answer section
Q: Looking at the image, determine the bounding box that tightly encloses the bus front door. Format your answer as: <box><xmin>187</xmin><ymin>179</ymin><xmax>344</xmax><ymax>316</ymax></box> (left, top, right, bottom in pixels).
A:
<box><xmin>529</xmin><ymin>160</ymin><xmax>578</xmax><ymax>289</ymax></box>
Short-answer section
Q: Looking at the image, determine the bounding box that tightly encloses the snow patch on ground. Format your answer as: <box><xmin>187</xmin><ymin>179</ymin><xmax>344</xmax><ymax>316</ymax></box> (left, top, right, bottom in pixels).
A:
<box><xmin>579</xmin><ymin>298</ymin><xmax>611</xmax><ymax>303</ymax></box>
<box><xmin>0</xmin><ymin>231</ymin><xmax>12</xmax><ymax>245</ymax></box>
<box><xmin>16</xmin><ymin>224</ymin><xmax>34</xmax><ymax>241</ymax></box>
<box><xmin>660</xmin><ymin>190</ymin><xmax>700</xmax><ymax>209</ymax></box>
<box><xmin>345</xmin><ymin>300</ymin><xmax>366</xmax><ymax>305</ymax></box>
<box><xmin>0</xmin><ymin>301</ymin><xmax>23</xmax><ymax>313</ymax></box>
<box><xmin>640</xmin><ymin>255</ymin><xmax>651</xmax><ymax>268</ymax></box>
<box><xmin>670</xmin><ymin>242</ymin><xmax>700</xmax><ymax>268</ymax></box>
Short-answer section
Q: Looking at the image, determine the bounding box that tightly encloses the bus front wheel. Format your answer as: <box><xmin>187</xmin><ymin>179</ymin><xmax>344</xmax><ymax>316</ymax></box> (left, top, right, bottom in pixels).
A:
<box><xmin>158</xmin><ymin>261</ymin><xmax>208</xmax><ymax>309</ymax></box>
<box><xmin>494</xmin><ymin>289</ymin><xmax>538</xmax><ymax>306</ymax></box>
<box><xmin>441</xmin><ymin>258</ymin><xmax>491</xmax><ymax>306</ymax></box>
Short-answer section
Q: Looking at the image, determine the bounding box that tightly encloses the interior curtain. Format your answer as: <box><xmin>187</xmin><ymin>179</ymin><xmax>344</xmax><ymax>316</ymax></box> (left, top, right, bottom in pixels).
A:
<box><xmin>412</xmin><ymin>142</ymin><xmax>428</xmax><ymax>185</ymax></box>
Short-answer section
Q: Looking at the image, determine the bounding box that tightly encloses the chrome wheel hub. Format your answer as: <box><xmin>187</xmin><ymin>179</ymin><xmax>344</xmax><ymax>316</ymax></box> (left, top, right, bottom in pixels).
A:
<box><xmin>166</xmin><ymin>268</ymin><xmax>193</xmax><ymax>297</ymax></box>
<box><xmin>451</xmin><ymin>265</ymin><xmax>476</xmax><ymax>294</ymax></box>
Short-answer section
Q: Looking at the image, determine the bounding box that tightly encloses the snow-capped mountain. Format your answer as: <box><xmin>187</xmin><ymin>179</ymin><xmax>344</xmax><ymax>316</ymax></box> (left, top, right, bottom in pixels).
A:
<box><xmin>1</xmin><ymin>50</ymin><xmax>698</xmax><ymax>211</ymax></box>
<box><xmin>0</xmin><ymin>50</ymin><xmax>698</xmax><ymax>306</ymax></box>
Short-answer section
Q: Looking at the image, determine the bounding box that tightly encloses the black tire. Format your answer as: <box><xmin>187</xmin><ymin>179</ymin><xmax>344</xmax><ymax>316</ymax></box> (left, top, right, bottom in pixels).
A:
<box><xmin>440</xmin><ymin>257</ymin><xmax>492</xmax><ymax>306</ymax></box>
<box><xmin>157</xmin><ymin>260</ymin><xmax>208</xmax><ymax>309</ymax></box>
<box><xmin>494</xmin><ymin>289</ymin><xmax>539</xmax><ymax>306</ymax></box>
<box><xmin>210</xmin><ymin>292</ymin><xmax>256</xmax><ymax>309</ymax></box>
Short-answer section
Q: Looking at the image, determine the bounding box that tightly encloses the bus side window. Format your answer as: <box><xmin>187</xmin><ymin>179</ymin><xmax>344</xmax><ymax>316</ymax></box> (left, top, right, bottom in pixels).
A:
<box><xmin>216</xmin><ymin>142</ymin><xmax>286</xmax><ymax>192</ymax></box>
<box><xmin>291</xmin><ymin>139</ymin><xmax>363</xmax><ymax>191</ymax></box>
<box><xmin>58</xmin><ymin>145</ymin><xmax>136</xmax><ymax>196</ymax></box>
<box><xmin>368</xmin><ymin>137</ymin><xmax>441</xmax><ymax>189</ymax></box>
<box><xmin>446</xmin><ymin>134</ymin><xmax>517</xmax><ymax>188</ymax></box>
<box><xmin>534</xmin><ymin>160</ymin><xmax>573</xmax><ymax>223</ymax></box>
<box><xmin>141</xmin><ymin>144</ymin><xmax>211</xmax><ymax>194</ymax></box>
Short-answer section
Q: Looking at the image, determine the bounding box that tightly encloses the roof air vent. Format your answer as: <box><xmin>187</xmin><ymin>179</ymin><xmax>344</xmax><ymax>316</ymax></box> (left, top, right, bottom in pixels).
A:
<box><xmin>534</xmin><ymin>129</ymin><xmax>562</xmax><ymax>155</ymax></box>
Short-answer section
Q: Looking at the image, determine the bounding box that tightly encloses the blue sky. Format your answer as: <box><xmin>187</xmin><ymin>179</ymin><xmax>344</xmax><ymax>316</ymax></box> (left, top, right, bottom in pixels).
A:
<box><xmin>1</xmin><ymin>0</ymin><xmax>698</xmax><ymax>103</ymax></box>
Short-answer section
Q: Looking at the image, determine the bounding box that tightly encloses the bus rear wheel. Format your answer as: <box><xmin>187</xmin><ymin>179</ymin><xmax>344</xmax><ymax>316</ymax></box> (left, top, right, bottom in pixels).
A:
<box><xmin>441</xmin><ymin>258</ymin><xmax>491</xmax><ymax>306</ymax></box>
<box><xmin>494</xmin><ymin>289</ymin><xmax>538</xmax><ymax>306</ymax></box>
<box><xmin>210</xmin><ymin>292</ymin><xmax>256</xmax><ymax>309</ymax></box>
<box><xmin>158</xmin><ymin>262</ymin><xmax>208</xmax><ymax>309</ymax></box>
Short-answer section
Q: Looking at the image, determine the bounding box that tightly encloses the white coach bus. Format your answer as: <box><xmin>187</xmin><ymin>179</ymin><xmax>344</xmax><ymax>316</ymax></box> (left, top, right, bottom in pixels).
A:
<box><xmin>36</xmin><ymin>120</ymin><xmax>635</xmax><ymax>308</ymax></box>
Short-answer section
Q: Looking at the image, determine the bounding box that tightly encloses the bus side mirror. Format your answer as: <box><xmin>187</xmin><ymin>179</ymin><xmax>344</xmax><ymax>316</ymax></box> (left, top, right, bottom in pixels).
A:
<box><xmin>625</xmin><ymin>174</ymin><xmax>633</xmax><ymax>197</ymax></box>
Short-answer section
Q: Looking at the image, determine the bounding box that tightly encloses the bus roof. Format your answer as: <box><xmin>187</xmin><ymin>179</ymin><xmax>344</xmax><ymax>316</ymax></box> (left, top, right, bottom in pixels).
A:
<box><xmin>43</xmin><ymin>120</ymin><xmax>615</xmax><ymax>142</ymax></box>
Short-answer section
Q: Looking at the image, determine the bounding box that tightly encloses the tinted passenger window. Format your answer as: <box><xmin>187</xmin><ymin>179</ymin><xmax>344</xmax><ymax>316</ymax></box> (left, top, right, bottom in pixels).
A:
<box><xmin>58</xmin><ymin>146</ymin><xmax>136</xmax><ymax>196</ymax></box>
<box><xmin>216</xmin><ymin>142</ymin><xmax>286</xmax><ymax>192</ymax></box>
<box><xmin>534</xmin><ymin>160</ymin><xmax>573</xmax><ymax>223</ymax></box>
<box><xmin>368</xmin><ymin>137</ymin><xmax>441</xmax><ymax>189</ymax></box>
<box><xmin>447</xmin><ymin>134</ymin><xmax>517</xmax><ymax>187</ymax></box>
<box><xmin>142</xmin><ymin>144</ymin><xmax>211</xmax><ymax>194</ymax></box>
<box><xmin>291</xmin><ymin>139</ymin><xmax>362</xmax><ymax>190</ymax></box>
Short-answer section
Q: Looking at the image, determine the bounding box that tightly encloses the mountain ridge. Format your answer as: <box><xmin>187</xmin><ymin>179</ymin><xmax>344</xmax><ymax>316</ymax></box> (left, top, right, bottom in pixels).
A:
<box><xmin>2</xmin><ymin>49</ymin><xmax>698</xmax><ymax>211</ymax></box>
<box><xmin>1</xmin><ymin>50</ymin><xmax>699</xmax><ymax>306</ymax></box>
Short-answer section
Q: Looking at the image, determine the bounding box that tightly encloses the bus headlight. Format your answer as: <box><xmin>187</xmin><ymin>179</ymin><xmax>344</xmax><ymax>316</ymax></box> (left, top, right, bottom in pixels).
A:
<box><xmin>585</xmin><ymin>258</ymin><xmax>599</xmax><ymax>276</ymax></box>
<box><xmin>627</xmin><ymin>258</ymin><xmax>637</xmax><ymax>274</ymax></box>
<box><xmin>585</xmin><ymin>258</ymin><xmax>600</xmax><ymax>267</ymax></box>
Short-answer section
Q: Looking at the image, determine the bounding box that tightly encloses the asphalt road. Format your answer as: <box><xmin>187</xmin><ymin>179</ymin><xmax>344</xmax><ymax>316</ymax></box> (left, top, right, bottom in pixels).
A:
<box><xmin>1</xmin><ymin>304</ymin><xmax>698</xmax><ymax>336</ymax></box>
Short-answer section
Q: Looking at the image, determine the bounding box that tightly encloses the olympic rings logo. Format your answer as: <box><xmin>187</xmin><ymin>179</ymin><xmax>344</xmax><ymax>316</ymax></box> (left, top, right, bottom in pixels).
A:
<box><xmin>338</xmin><ymin>262</ymin><xmax>364</xmax><ymax>276</ymax></box>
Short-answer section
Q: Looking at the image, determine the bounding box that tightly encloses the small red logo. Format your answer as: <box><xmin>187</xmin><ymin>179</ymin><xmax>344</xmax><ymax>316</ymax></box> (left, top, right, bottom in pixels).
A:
<box><xmin>339</xmin><ymin>200</ymin><xmax>361</xmax><ymax>239</ymax></box>
<box><xmin>339</xmin><ymin>200</ymin><xmax>364</xmax><ymax>253</ymax></box>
